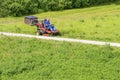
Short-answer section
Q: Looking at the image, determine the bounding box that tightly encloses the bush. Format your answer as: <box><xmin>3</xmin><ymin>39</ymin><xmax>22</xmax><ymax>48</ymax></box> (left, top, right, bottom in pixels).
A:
<box><xmin>0</xmin><ymin>0</ymin><xmax>118</xmax><ymax>17</ymax></box>
<box><xmin>9</xmin><ymin>3</ymin><xmax>24</xmax><ymax>16</ymax></box>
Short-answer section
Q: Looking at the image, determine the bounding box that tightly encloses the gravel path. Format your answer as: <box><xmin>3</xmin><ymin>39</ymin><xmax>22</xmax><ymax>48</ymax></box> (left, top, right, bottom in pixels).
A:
<box><xmin>0</xmin><ymin>32</ymin><xmax>120</xmax><ymax>47</ymax></box>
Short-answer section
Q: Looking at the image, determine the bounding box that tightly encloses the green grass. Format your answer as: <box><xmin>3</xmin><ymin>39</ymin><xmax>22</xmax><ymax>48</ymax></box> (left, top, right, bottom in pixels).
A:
<box><xmin>0</xmin><ymin>3</ymin><xmax>120</xmax><ymax>42</ymax></box>
<box><xmin>1</xmin><ymin>2</ymin><xmax>120</xmax><ymax>80</ymax></box>
<box><xmin>0</xmin><ymin>36</ymin><xmax>120</xmax><ymax>80</ymax></box>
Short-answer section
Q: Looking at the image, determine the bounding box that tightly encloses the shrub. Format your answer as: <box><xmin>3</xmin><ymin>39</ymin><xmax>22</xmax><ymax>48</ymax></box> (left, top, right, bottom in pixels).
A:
<box><xmin>0</xmin><ymin>0</ymin><xmax>119</xmax><ymax>17</ymax></box>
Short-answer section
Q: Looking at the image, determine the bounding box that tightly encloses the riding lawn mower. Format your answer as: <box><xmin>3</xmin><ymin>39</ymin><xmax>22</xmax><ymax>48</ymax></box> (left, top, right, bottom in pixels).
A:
<box><xmin>24</xmin><ymin>16</ymin><xmax>60</xmax><ymax>36</ymax></box>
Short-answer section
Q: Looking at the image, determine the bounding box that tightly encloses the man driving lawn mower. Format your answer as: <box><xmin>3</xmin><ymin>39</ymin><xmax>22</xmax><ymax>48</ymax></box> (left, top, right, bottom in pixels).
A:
<box><xmin>43</xmin><ymin>19</ymin><xmax>56</xmax><ymax>32</ymax></box>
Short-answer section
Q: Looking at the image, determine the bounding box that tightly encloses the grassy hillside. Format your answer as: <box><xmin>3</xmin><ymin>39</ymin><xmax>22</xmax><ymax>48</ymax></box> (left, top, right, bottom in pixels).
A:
<box><xmin>0</xmin><ymin>2</ymin><xmax>120</xmax><ymax>42</ymax></box>
<box><xmin>0</xmin><ymin>36</ymin><xmax>120</xmax><ymax>80</ymax></box>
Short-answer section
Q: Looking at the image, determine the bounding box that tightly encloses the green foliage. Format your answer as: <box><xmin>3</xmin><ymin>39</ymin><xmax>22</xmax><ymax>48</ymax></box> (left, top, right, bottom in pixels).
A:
<box><xmin>9</xmin><ymin>3</ymin><xmax>24</xmax><ymax>16</ymax></box>
<box><xmin>0</xmin><ymin>36</ymin><xmax>120</xmax><ymax>80</ymax></box>
<box><xmin>0</xmin><ymin>0</ymin><xmax>119</xmax><ymax>17</ymax></box>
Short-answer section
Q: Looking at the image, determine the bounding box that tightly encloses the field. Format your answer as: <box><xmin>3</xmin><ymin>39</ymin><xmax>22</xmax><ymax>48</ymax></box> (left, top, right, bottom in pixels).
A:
<box><xmin>1</xmin><ymin>1</ymin><xmax>120</xmax><ymax>80</ymax></box>
<box><xmin>0</xmin><ymin>36</ymin><xmax>120</xmax><ymax>80</ymax></box>
<box><xmin>0</xmin><ymin>1</ymin><xmax>120</xmax><ymax>42</ymax></box>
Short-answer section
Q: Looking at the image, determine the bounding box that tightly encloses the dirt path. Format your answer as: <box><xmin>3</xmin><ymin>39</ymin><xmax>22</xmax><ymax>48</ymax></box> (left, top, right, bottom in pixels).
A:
<box><xmin>0</xmin><ymin>32</ymin><xmax>120</xmax><ymax>47</ymax></box>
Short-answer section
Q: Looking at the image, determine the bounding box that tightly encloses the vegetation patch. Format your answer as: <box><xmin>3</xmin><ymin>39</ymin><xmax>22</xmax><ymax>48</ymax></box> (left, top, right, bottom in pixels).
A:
<box><xmin>0</xmin><ymin>36</ymin><xmax>120</xmax><ymax>80</ymax></box>
<box><xmin>0</xmin><ymin>0</ymin><xmax>119</xmax><ymax>17</ymax></box>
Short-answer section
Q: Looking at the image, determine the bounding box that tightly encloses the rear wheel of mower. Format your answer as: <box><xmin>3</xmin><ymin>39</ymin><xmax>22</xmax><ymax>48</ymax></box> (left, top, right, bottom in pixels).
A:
<box><xmin>36</xmin><ymin>30</ymin><xmax>45</xmax><ymax>35</ymax></box>
<box><xmin>40</xmin><ymin>30</ymin><xmax>45</xmax><ymax>35</ymax></box>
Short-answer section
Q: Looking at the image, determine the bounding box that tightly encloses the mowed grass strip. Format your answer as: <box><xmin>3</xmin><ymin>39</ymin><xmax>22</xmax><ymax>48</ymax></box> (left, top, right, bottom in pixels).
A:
<box><xmin>0</xmin><ymin>36</ymin><xmax>120</xmax><ymax>80</ymax></box>
<box><xmin>0</xmin><ymin>2</ymin><xmax>120</xmax><ymax>42</ymax></box>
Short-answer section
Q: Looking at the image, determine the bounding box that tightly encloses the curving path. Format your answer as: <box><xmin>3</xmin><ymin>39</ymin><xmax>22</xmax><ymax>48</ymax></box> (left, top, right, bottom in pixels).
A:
<box><xmin>0</xmin><ymin>32</ymin><xmax>120</xmax><ymax>47</ymax></box>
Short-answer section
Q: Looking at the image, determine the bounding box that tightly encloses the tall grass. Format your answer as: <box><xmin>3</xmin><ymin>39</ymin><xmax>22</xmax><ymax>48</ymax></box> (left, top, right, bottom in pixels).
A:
<box><xmin>0</xmin><ymin>3</ymin><xmax>120</xmax><ymax>42</ymax></box>
<box><xmin>0</xmin><ymin>36</ymin><xmax>120</xmax><ymax>80</ymax></box>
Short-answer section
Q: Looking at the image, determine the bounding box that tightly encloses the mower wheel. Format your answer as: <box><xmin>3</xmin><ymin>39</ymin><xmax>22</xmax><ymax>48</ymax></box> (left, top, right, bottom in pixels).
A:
<box><xmin>40</xmin><ymin>30</ymin><xmax>45</xmax><ymax>35</ymax></box>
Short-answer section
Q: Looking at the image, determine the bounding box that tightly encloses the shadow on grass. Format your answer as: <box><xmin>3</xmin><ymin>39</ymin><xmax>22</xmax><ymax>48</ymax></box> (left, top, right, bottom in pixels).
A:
<box><xmin>91</xmin><ymin>1</ymin><xmax>120</xmax><ymax>8</ymax></box>
<box><xmin>95</xmin><ymin>0</ymin><xmax>120</xmax><ymax>6</ymax></box>
<box><xmin>114</xmin><ymin>0</ymin><xmax>120</xmax><ymax>5</ymax></box>
<box><xmin>59</xmin><ymin>0</ymin><xmax>120</xmax><ymax>13</ymax></box>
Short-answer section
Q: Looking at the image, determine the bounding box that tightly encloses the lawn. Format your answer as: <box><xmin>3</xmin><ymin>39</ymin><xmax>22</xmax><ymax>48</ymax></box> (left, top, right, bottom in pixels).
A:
<box><xmin>0</xmin><ymin>36</ymin><xmax>120</xmax><ymax>80</ymax></box>
<box><xmin>0</xmin><ymin>2</ymin><xmax>120</xmax><ymax>42</ymax></box>
<box><xmin>0</xmin><ymin>2</ymin><xmax>120</xmax><ymax>80</ymax></box>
